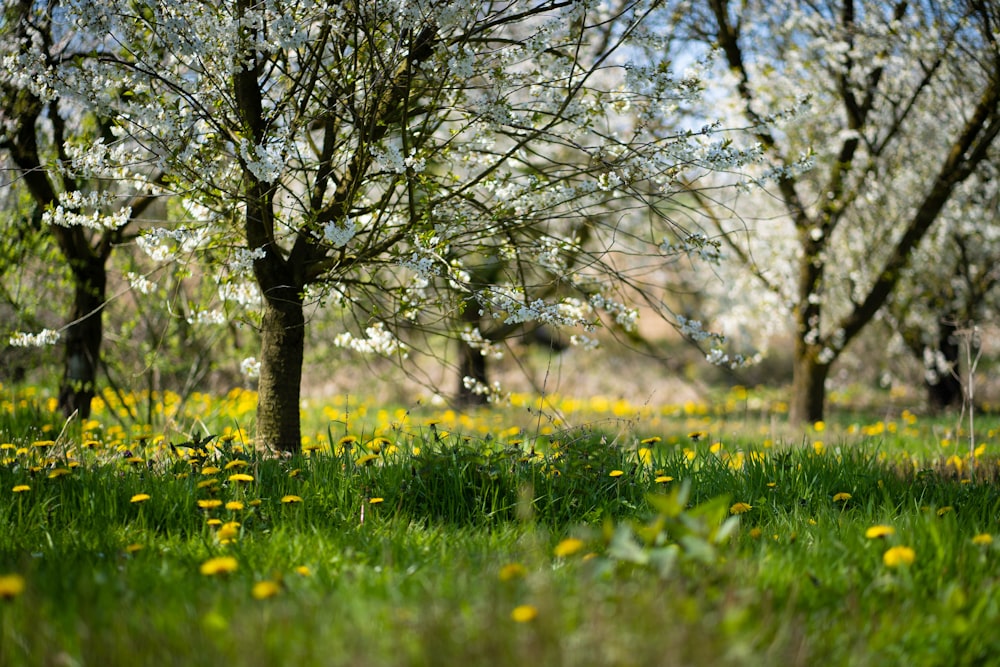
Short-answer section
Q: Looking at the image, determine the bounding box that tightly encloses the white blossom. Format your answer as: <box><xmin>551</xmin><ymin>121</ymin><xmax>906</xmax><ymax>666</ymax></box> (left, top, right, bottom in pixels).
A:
<box><xmin>9</xmin><ymin>329</ymin><xmax>61</xmax><ymax>347</ymax></box>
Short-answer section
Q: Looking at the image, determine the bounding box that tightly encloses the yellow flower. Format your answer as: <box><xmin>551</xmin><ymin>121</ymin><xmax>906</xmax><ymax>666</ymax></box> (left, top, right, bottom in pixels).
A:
<box><xmin>883</xmin><ymin>546</ymin><xmax>916</xmax><ymax>568</ymax></box>
<box><xmin>201</xmin><ymin>466</ymin><xmax>221</xmax><ymax>476</ymax></box>
<box><xmin>125</xmin><ymin>543</ymin><xmax>143</xmax><ymax>554</ymax></box>
<box><xmin>655</xmin><ymin>475</ymin><xmax>674</xmax><ymax>484</ymax></box>
<box><xmin>217</xmin><ymin>521</ymin><xmax>241</xmax><ymax>542</ymax></box>
<box><xmin>198</xmin><ymin>499</ymin><xmax>224</xmax><ymax>510</ymax></box>
<box><xmin>832</xmin><ymin>492</ymin><xmax>852</xmax><ymax>502</ymax></box>
<box><xmin>0</xmin><ymin>574</ymin><xmax>26</xmax><ymax>600</ymax></box>
<box><xmin>688</xmin><ymin>431</ymin><xmax>706</xmax><ymax>441</ymax></box>
<box><xmin>813</xmin><ymin>421</ymin><xmax>825</xmax><ymax>433</ymax></box>
<box><xmin>608</xmin><ymin>470</ymin><xmax>625</xmax><ymax>478</ymax></box>
<box><xmin>729</xmin><ymin>502</ymin><xmax>753</xmax><ymax>515</ymax></box>
<box><xmin>865</xmin><ymin>525</ymin><xmax>895</xmax><ymax>539</ymax></box>
<box><xmin>640</xmin><ymin>437</ymin><xmax>661</xmax><ymax>445</ymax></box>
<box><xmin>197</xmin><ymin>479</ymin><xmax>219</xmax><ymax>490</ymax></box>
<box><xmin>281</xmin><ymin>495</ymin><xmax>303</xmax><ymax>504</ymax></box>
<box><xmin>12</xmin><ymin>485</ymin><xmax>30</xmax><ymax>493</ymax></box>
<box><xmin>510</xmin><ymin>604</ymin><xmax>538</xmax><ymax>623</ymax></box>
<box><xmin>130</xmin><ymin>493</ymin><xmax>151</xmax><ymax>504</ymax></box>
<box><xmin>369</xmin><ymin>497</ymin><xmax>384</xmax><ymax>505</ymax></box>
<box><xmin>936</xmin><ymin>506</ymin><xmax>954</xmax><ymax>517</ymax></box>
<box><xmin>972</xmin><ymin>533</ymin><xmax>993</xmax><ymax>546</ymax></box>
<box><xmin>224</xmin><ymin>460</ymin><xmax>249</xmax><ymax>470</ymax></box>
<box><xmin>200</xmin><ymin>556</ymin><xmax>239</xmax><ymax>576</ymax></box>
<box><xmin>294</xmin><ymin>566</ymin><xmax>312</xmax><ymax>577</ymax></box>
<box><xmin>225</xmin><ymin>501</ymin><xmax>245</xmax><ymax>511</ymax></box>
<box><xmin>553</xmin><ymin>538</ymin><xmax>585</xmax><ymax>557</ymax></box>
<box><xmin>356</xmin><ymin>454</ymin><xmax>379</xmax><ymax>467</ymax></box>
<box><xmin>47</xmin><ymin>468</ymin><xmax>71</xmax><ymax>479</ymax></box>
<box><xmin>252</xmin><ymin>580</ymin><xmax>281</xmax><ymax>600</ymax></box>
<box><xmin>228</xmin><ymin>473</ymin><xmax>254</xmax><ymax>483</ymax></box>
<box><xmin>498</xmin><ymin>563</ymin><xmax>527</xmax><ymax>581</ymax></box>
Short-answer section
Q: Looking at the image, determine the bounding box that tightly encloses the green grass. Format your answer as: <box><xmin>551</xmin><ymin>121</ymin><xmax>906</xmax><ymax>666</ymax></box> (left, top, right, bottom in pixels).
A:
<box><xmin>3</xmin><ymin>388</ymin><xmax>1000</xmax><ymax>666</ymax></box>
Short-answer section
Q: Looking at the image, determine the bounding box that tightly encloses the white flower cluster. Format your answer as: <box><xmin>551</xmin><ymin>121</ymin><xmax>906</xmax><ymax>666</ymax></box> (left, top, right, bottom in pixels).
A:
<box><xmin>676</xmin><ymin>315</ymin><xmax>718</xmax><ymax>343</ymax></box>
<box><xmin>9</xmin><ymin>329</ymin><xmax>61</xmax><ymax>347</ymax></box>
<box><xmin>706</xmin><ymin>348</ymin><xmax>759</xmax><ymax>369</ymax></box>
<box><xmin>461</xmin><ymin>376</ymin><xmax>507</xmax><ymax>404</ymax></box>
<box><xmin>218</xmin><ymin>281</ymin><xmax>261</xmax><ymax>308</ymax></box>
<box><xmin>136</xmin><ymin>226</ymin><xmax>212</xmax><ymax>262</ymax></box>
<box><xmin>238</xmin><ymin>137</ymin><xmax>286</xmax><ymax>184</ymax></box>
<box><xmin>460</xmin><ymin>327</ymin><xmax>505</xmax><ymax>360</ymax></box>
<box><xmin>369</xmin><ymin>142</ymin><xmax>426</xmax><ymax>175</ymax></box>
<box><xmin>588</xmin><ymin>293</ymin><xmax>638</xmax><ymax>332</ymax></box>
<box><xmin>482</xmin><ymin>287</ymin><xmax>597</xmax><ymax>330</ymax></box>
<box><xmin>569</xmin><ymin>334</ymin><xmax>600</xmax><ymax>350</ymax></box>
<box><xmin>323</xmin><ymin>218</ymin><xmax>358</xmax><ymax>248</ymax></box>
<box><xmin>187</xmin><ymin>309</ymin><xmax>226</xmax><ymax>326</ymax></box>
<box><xmin>240</xmin><ymin>357</ymin><xmax>261</xmax><ymax>379</ymax></box>
<box><xmin>334</xmin><ymin>322</ymin><xmax>408</xmax><ymax>359</ymax></box>
<box><xmin>43</xmin><ymin>205</ymin><xmax>132</xmax><ymax>231</ymax></box>
<box><xmin>660</xmin><ymin>234</ymin><xmax>723</xmax><ymax>264</ymax></box>
<box><xmin>125</xmin><ymin>272</ymin><xmax>155</xmax><ymax>295</ymax></box>
<box><xmin>228</xmin><ymin>247</ymin><xmax>267</xmax><ymax>276</ymax></box>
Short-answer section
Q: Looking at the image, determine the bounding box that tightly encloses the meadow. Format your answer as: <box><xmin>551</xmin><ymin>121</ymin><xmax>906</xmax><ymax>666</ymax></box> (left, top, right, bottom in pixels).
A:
<box><xmin>2</xmin><ymin>382</ymin><xmax>1000</xmax><ymax>666</ymax></box>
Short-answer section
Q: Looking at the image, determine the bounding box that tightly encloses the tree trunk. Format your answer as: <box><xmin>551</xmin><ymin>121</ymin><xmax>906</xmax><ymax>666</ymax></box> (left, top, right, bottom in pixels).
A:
<box><xmin>789</xmin><ymin>343</ymin><xmax>831</xmax><ymax>424</ymax></box>
<box><xmin>926</xmin><ymin>317</ymin><xmax>962</xmax><ymax>411</ymax></box>
<box><xmin>255</xmin><ymin>286</ymin><xmax>305</xmax><ymax>452</ymax></box>
<box><xmin>58</xmin><ymin>258</ymin><xmax>106</xmax><ymax>419</ymax></box>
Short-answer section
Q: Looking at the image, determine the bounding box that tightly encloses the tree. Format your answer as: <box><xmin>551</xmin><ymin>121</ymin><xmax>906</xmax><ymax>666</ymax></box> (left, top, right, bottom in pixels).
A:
<box><xmin>675</xmin><ymin>0</ymin><xmax>1000</xmax><ymax>422</ymax></box>
<box><xmin>0</xmin><ymin>0</ymin><xmax>163</xmax><ymax>418</ymax></box>
<box><xmin>28</xmin><ymin>0</ymin><xmax>758</xmax><ymax>451</ymax></box>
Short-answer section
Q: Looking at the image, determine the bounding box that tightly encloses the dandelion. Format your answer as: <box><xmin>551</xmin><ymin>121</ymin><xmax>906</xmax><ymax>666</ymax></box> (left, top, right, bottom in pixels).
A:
<box><xmin>356</xmin><ymin>454</ymin><xmax>379</xmax><ymax>466</ymax></box>
<box><xmin>217</xmin><ymin>521</ymin><xmax>240</xmax><ymax>542</ymax></box>
<box><xmin>688</xmin><ymin>431</ymin><xmax>706</xmax><ymax>441</ymax></box>
<box><xmin>655</xmin><ymin>475</ymin><xmax>674</xmax><ymax>484</ymax></box>
<box><xmin>200</xmin><ymin>556</ymin><xmax>239</xmax><ymax>576</ymax></box>
<box><xmin>130</xmin><ymin>493</ymin><xmax>151</xmax><ymax>504</ymax></box>
<box><xmin>125</xmin><ymin>543</ymin><xmax>143</xmax><ymax>554</ymax></box>
<box><xmin>813</xmin><ymin>421</ymin><xmax>825</xmax><ymax>433</ymax></box>
<box><xmin>554</xmin><ymin>538</ymin><xmax>586</xmax><ymax>557</ymax></box>
<box><xmin>197</xmin><ymin>479</ymin><xmax>219</xmax><ymax>490</ymax></box>
<box><xmin>295</xmin><ymin>566</ymin><xmax>312</xmax><ymax>577</ymax></box>
<box><xmin>198</xmin><ymin>499</ymin><xmax>224</xmax><ymax>510</ymax></box>
<box><xmin>252</xmin><ymin>580</ymin><xmax>281</xmax><ymax>600</ymax></box>
<box><xmin>224</xmin><ymin>460</ymin><xmax>250</xmax><ymax>470</ymax></box>
<box><xmin>0</xmin><ymin>574</ymin><xmax>26</xmax><ymax>600</ymax></box>
<box><xmin>368</xmin><ymin>497</ymin><xmax>384</xmax><ymax>505</ymax></box>
<box><xmin>729</xmin><ymin>502</ymin><xmax>753</xmax><ymax>515</ymax></box>
<box><xmin>883</xmin><ymin>546</ymin><xmax>916</xmax><ymax>568</ymax></box>
<box><xmin>640</xmin><ymin>437</ymin><xmax>661</xmax><ymax>445</ymax></box>
<box><xmin>812</xmin><ymin>441</ymin><xmax>824</xmax><ymax>455</ymax></box>
<box><xmin>499</xmin><ymin>563</ymin><xmax>527</xmax><ymax>581</ymax></box>
<box><xmin>936</xmin><ymin>506</ymin><xmax>954</xmax><ymax>517</ymax></box>
<box><xmin>608</xmin><ymin>470</ymin><xmax>625</xmax><ymax>478</ymax></box>
<box><xmin>226</xmin><ymin>501</ymin><xmax>245</xmax><ymax>511</ymax></box>
<box><xmin>281</xmin><ymin>495</ymin><xmax>303</xmax><ymax>504</ymax></box>
<box><xmin>833</xmin><ymin>492</ymin><xmax>852</xmax><ymax>502</ymax></box>
<box><xmin>12</xmin><ymin>485</ymin><xmax>30</xmax><ymax>493</ymax></box>
<box><xmin>47</xmin><ymin>468</ymin><xmax>71</xmax><ymax>479</ymax></box>
<box><xmin>201</xmin><ymin>466</ymin><xmax>221</xmax><ymax>476</ymax></box>
<box><xmin>511</xmin><ymin>604</ymin><xmax>538</xmax><ymax>623</ymax></box>
<box><xmin>228</xmin><ymin>473</ymin><xmax>254</xmax><ymax>483</ymax></box>
<box><xmin>865</xmin><ymin>525</ymin><xmax>895</xmax><ymax>539</ymax></box>
<box><xmin>972</xmin><ymin>533</ymin><xmax>993</xmax><ymax>546</ymax></box>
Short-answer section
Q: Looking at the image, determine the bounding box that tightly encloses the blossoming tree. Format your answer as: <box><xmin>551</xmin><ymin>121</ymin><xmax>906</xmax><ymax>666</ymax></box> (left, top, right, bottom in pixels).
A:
<box><xmin>18</xmin><ymin>0</ymin><xmax>757</xmax><ymax>450</ymax></box>
<box><xmin>675</xmin><ymin>0</ymin><xmax>1000</xmax><ymax>422</ymax></box>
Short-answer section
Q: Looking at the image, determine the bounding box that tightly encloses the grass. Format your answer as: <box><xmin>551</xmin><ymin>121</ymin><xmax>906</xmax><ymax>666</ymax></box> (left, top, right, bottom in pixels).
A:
<box><xmin>3</xmin><ymin>383</ymin><xmax>1000</xmax><ymax>666</ymax></box>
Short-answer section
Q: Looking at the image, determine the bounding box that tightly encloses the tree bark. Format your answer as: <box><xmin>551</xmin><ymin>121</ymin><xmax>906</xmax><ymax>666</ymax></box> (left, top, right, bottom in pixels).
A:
<box><xmin>789</xmin><ymin>342</ymin><xmax>831</xmax><ymax>424</ymax></box>
<box><xmin>926</xmin><ymin>317</ymin><xmax>962</xmax><ymax>412</ymax></box>
<box><xmin>57</xmin><ymin>256</ymin><xmax>106</xmax><ymax>419</ymax></box>
<box><xmin>255</xmin><ymin>285</ymin><xmax>305</xmax><ymax>452</ymax></box>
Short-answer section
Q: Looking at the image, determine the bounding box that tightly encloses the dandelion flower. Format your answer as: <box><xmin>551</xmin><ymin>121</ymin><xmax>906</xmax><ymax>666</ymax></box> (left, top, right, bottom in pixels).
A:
<box><xmin>553</xmin><ymin>538</ymin><xmax>585</xmax><ymax>557</ymax></box>
<box><xmin>12</xmin><ymin>485</ymin><xmax>30</xmax><ymax>493</ymax></box>
<box><xmin>228</xmin><ymin>473</ymin><xmax>254</xmax><ymax>483</ymax></box>
<box><xmin>281</xmin><ymin>495</ymin><xmax>303</xmax><ymax>504</ymax></box>
<box><xmin>608</xmin><ymin>470</ymin><xmax>625</xmax><ymax>478</ymax></box>
<box><xmin>883</xmin><ymin>546</ymin><xmax>916</xmax><ymax>568</ymax></box>
<box><xmin>729</xmin><ymin>502</ymin><xmax>753</xmax><ymax>515</ymax></box>
<box><xmin>368</xmin><ymin>497</ymin><xmax>384</xmax><ymax>505</ymax></box>
<box><xmin>224</xmin><ymin>460</ymin><xmax>249</xmax><ymax>470</ymax></box>
<box><xmin>510</xmin><ymin>604</ymin><xmax>538</xmax><ymax>623</ymax></box>
<box><xmin>200</xmin><ymin>556</ymin><xmax>239</xmax><ymax>576</ymax></box>
<box><xmin>972</xmin><ymin>533</ymin><xmax>993</xmax><ymax>546</ymax></box>
<box><xmin>294</xmin><ymin>566</ymin><xmax>312</xmax><ymax>577</ymax></box>
<box><xmin>499</xmin><ymin>563</ymin><xmax>527</xmax><ymax>581</ymax></box>
<box><xmin>198</xmin><ymin>499</ymin><xmax>223</xmax><ymax>510</ymax></box>
<box><xmin>865</xmin><ymin>525</ymin><xmax>895</xmax><ymax>539</ymax></box>
<box><xmin>201</xmin><ymin>466</ymin><xmax>221</xmax><ymax>476</ymax></box>
<box><xmin>655</xmin><ymin>475</ymin><xmax>674</xmax><ymax>484</ymax></box>
<box><xmin>217</xmin><ymin>521</ymin><xmax>240</xmax><ymax>542</ymax></box>
<box><xmin>0</xmin><ymin>574</ymin><xmax>26</xmax><ymax>600</ymax></box>
<box><xmin>688</xmin><ymin>431</ymin><xmax>706</xmax><ymax>441</ymax></box>
<box><xmin>47</xmin><ymin>468</ymin><xmax>71</xmax><ymax>479</ymax></box>
<box><xmin>130</xmin><ymin>493</ymin><xmax>151</xmax><ymax>504</ymax></box>
<box><xmin>125</xmin><ymin>543</ymin><xmax>143</xmax><ymax>554</ymax></box>
<box><xmin>356</xmin><ymin>454</ymin><xmax>379</xmax><ymax>467</ymax></box>
<box><xmin>936</xmin><ymin>506</ymin><xmax>954</xmax><ymax>517</ymax></box>
<box><xmin>226</xmin><ymin>501</ymin><xmax>245</xmax><ymax>511</ymax></box>
<box><xmin>640</xmin><ymin>437</ymin><xmax>661</xmax><ymax>445</ymax></box>
<box><xmin>833</xmin><ymin>492</ymin><xmax>852</xmax><ymax>502</ymax></box>
<box><xmin>252</xmin><ymin>580</ymin><xmax>281</xmax><ymax>600</ymax></box>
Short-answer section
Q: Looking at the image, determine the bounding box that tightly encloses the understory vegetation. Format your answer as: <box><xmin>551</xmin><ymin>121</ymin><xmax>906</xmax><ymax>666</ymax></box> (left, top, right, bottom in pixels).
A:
<box><xmin>2</xmin><ymin>384</ymin><xmax>1000</xmax><ymax>666</ymax></box>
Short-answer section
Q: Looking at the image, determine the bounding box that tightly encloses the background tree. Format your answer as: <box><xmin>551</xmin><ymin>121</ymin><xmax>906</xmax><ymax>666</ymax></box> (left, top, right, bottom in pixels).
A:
<box><xmin>28</xmin><ymin>0</ymin><xmax>757</xmax><ymax>450</ymax></box>
<box><xmin>674</xmin><ymin>0</ymin><xmax>1000</xmax><ymax>422</ymax></box>
<box><xmin>0</xmin><ymin>0</ymin><xmax>163</xmax><ymax>418</ymax></box>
